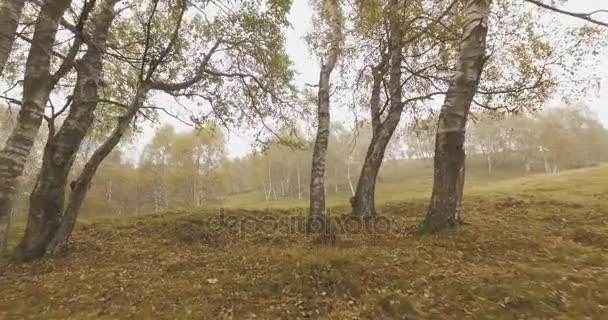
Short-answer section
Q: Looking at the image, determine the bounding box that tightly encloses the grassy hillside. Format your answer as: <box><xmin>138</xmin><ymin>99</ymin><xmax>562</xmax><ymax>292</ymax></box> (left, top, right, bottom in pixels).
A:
<box><xmin>1</xmin><ymin>165</ymin><xmax>608</xmax><ymax>319</ymax></box>
<box><xmin>224</xmin><ymin>158</ymin><xmax>531</xmax><ymax>209</ymax></box>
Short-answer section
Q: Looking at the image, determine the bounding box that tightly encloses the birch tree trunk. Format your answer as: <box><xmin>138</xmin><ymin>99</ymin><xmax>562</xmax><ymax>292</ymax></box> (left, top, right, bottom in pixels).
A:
<box><xmin>262</xmin><ymin>182</ymin><xmax>270</xmax><ymax>201</ymax></box>
<box><xmin>352</xmin><ymin>123</ymin><xmax>401</xmax><ymax>217</ymax></box>
<box><xmin>40</xmin><ymin>1</ymin><xmax>212</xmax><ymax>254</ymax></box>
<box><xmin>308</xmin><ymin>63</ymin><xmax>334</xmax><ymax>221</ymax></box>
<box><xmin>0</xmin><ymin>0</ymin><xmax>72</xmax><ymax>253</ymax></box>
<box><xmin>297</xmin><ymin>163</ymin><xmax>302</xmax><ymax>199</ymax></box>
<box><xmin>352</xmin><ymin>0</ymin><xmax>402</xmax><ymax>218</ymax></box>
<box><xmin>308</xmin><ymin>0</ymin><xmax>342</xmax><ymax>227</ymax></box>
<box><xmin>45</xmin><ymin>87</ymin><xmax>149</xmax><ymax>255</ymax></box>
<box><xmin>0</xmin><ymin>0</ymin><xmax>26</xmax><ymax>76</ymax></box>
<box><xmin>267</xmin><ymin>158</ymin><xmax>273</xmax><ymax>199</ymax></box>
<box><xmin>346</xmin><ymin>155</ymin><xmax>355</xmax><ymax>196</ymax></box>
<box><xmin>422</xmin><ymin>0</ymin><xmax>491</xmax><ymax>233</ymax></box>
<box><xmin>487</xmin><ymin>155</ymin><xmax>493</xmax><ymax>175</ymax></box>
<box><xmin>16</xmin><ymin>0</ymin><xmax>120</xmax><ymax>261</ymax></box>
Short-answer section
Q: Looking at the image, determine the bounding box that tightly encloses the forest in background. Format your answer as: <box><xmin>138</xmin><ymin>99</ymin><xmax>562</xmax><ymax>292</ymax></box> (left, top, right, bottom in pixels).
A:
<box><xmin>3</xmin><ymin>103</ymin><xmax>606</xmax><ymax>219</ymax></box>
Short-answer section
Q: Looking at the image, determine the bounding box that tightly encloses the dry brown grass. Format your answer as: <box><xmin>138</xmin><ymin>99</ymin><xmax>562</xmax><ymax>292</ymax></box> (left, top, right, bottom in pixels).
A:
<box><xmin>1</xmin><ymin>165</ymin><xmax>608</xmax><ymax>319</ymax></box>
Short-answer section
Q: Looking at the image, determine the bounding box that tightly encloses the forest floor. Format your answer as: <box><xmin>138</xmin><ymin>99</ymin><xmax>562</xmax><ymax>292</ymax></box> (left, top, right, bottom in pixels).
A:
<box><xmin>2</xmin><ymin>165</ymin><xmax>608</xmax><ymax>319</ymax></box>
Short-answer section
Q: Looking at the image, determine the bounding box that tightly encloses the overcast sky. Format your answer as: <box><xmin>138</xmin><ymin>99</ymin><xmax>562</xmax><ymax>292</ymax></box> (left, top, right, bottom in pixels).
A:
<box><xmin>150</xmin><ymin>0</ymin><xmax>608</xmax><ymax>159</ymax></box>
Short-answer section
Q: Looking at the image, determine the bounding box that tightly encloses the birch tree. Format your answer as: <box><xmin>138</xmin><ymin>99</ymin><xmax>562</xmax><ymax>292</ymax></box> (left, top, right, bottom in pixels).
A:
<box><xmin>19</xmin><ymin>0</ymin><xmax>295</xmax><ymax>258</ymax></box>
<box><xmin>348</xmin><ymin>0</ymin><xmax>459</xmax><ymax>218</ymax></box>
<box><xmin>0</xmin><ymin>0</ymin><xmax>26</xmax><ymax>76</ymax></box>
<box><xmin>0</xmin><ymin>0</ymin><xmax>74</xmax><ymax>253</ymax></box>
<box><xmin>351</xmin><ymin>0</ymin><xmax>404</xmax><ymax>218</ymax></box>
<box><xmin>422</xmin><ymin>0</ymin><xmax>491</xmax><ymax>232</ymax></box>
<box><xmin>307</xmin><ymin>0</ymin><xmax>343</xmax><ymax>228</ymax></box>
<box><xmin>17</xmin><ymin>0</ymin><xmax>121</xmax><ymax>260</ymax></box>
<box><xmin>422</xmin><ymin>0</ymin><xmax>608</xmax><ymax>233</ymax></box>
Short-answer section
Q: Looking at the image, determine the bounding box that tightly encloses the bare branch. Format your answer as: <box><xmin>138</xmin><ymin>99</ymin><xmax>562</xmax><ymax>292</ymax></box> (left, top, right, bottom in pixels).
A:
<box><xmin>139</xmin><ymin>0</ymin><xmax>160</xmax><ymax>82</ymax></box>
<box><xmin>52</xmin><ymin>0</ymin><xmax>98</xmax><ymax>85</ymax></box>
<box><xmin>524</xmin><ymin>0</ymin><xmax>608</xmax><ymax>27</ymax></box>
<box><xmin>99</xmin><ymin>98</ymin><xmax>129</xmax><ymax>109</ymax></box>
<box><xmin>15</xmin><ymin>33</ymin><xmax>67</xmax><ymax>59</ymax></box>
<box><xmin>149</xmin><ymin>40</ymin><xmax>221</xmax><ymax>92</ymax></box>
<box><xmin>145</xmin><ymin>0</ymin><xmax>187</xmax><ymax>81</ymax></box>
<box><xmin>0</xmin><ymin>95</ymin><xmax>22</xmax><ymax>105</ymax></box>
<box><xmin>141</xmin><ymin>106</ymin><xmax>193</xmax><ymax>126</ymax></box>
<box><xmin>52</xmin><ymin>95</ymin><xmax>74</xmax><ymax>119</ymax></box>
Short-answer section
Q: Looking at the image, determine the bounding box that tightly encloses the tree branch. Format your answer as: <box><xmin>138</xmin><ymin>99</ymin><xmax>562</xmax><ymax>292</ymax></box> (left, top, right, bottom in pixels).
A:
<box><xmin>52</xmin><ymin>0</ymin><xmax>98</xmax><ymax>85</ymax></box>
<box><xmin>524</xmin><ymin>0</ymin><xmax>608</xmax><ymax>27</ymax></box>
<box><xmin>149</xmin><ymin>40</ymin><xmax>221</xmax><ymax>92</ymax></box>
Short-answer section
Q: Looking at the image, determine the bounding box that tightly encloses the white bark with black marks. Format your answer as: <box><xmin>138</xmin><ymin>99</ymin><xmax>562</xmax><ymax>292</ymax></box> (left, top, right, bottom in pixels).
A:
<box><xmin>0</xmin><ymin>0</ymin><xmax>72</xmax><ymax>253</ymax></box>
<box><xmin>16</xmin><ymin>0</ymin><xmax>120</xmax><ymax>261</ymax></box>
<box><xmin>0</xmin><ymin>0</ymin><xmax>26</xmax><ymax>76</ymax></box>
<box><xmin>309</xmin><ymin>76</ymin><xmax>330</xmax><ymax>214</ymax></box>
<box><xmin>46</xmin><ymin>86</ymin><xmax>149</xmax><ymax>255</ymax></box>
<box><xmin>308</xmin><ymin>0</ymin><xmax>342</xmax><ymax>226</ymax></box>
<box><xmin>44</xmin><ymin>9</ymin><xmax>219</xmax><ymax>253</ymax></box>
<box><xmin>352</xmin><ymin>0</ymin><xmax>402</xmax><ymax>218</ymax></box>
<box><xmin>422</xmin><ymin>0</ymin><xmax>491</xmax><ymax>233</ymax></box>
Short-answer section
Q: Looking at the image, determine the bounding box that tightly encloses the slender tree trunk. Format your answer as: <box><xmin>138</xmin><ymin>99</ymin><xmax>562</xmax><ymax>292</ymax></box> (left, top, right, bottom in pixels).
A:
<box><xmin>154</xmin><ymin>182</ymin><xmax>160</xmax><ymax>212</ymax></box>
<box><xmin>0</xmin><ymin>0</ymin><xmax>72</xmax><ymax>253</ymax></box>
<box><xmin>333</xmin><ymin>166</ymin><xmax>339</xmax><ymax>194</ymax></box>
<box><xmin>106</xmin><ymin>179</ymin><xmax>113</xmax><ymax>201</ymax></box>
<box><xmin>0</xmin><ymin>0</ymin><xmax>26</xmax><ymax>76</ymax></box>
<box><xmin>45</xmin><ymin>87</ymin><xmax>149</xmax><ymax>254</ymax></box>
<box><xmin>296</xmin><ymin>161</ymin><xmax>302</xmax><ymax>199</ymax></box>
<box><xmin>309</xmin><ymin>63</ymin><xmax>332</xmax><ymax>222</ymax></box>
<box><xmin>352</xmin><ymin>125</ymin><xmax>400</xmax><ymax>217</ymax></box>
<box><xmin>487</xmin><ymin>155</ymin><xmax>493</xmax><ymax>175</ymax></box>
<box><xmin>543</xmin><ymin>151</ymin><xmax>550</xmax><ymax>173</ymax></box>
<box><xmin>309</xmin><ymin>0</ymin><xmax>342</xmax><ymax>227</ymax></box>
<box><xmin>262</xmin><ymin>181</ymin><xmax>270</xmax><ymax>201</ymax></box>
<box><xmin>267</xmin><ymin>158</ymin><xmax>273</xmax><ymax>199</ymax></box>
<box><xmin>16</xmin><ymin>0</ymin><xmax>120</xmax><ymax>261</ymax></box>
<box><xmin>346</xmin><ymin>156</ymin><xmax>355</xmax><ymax>196</ymax></box>
<box><xmin>352</xmin><ymin>0</ymin><xmax>402</xmax><ymax>218</ymax></box>
<box><xmin>153</xmin><ymin>166</ymin><xmax>165</xmax><ymax>211</ymax></box>
<box><xmin>422</xmin><ymin>0</ymin><xmax>491</xmax><ymax>233</ymax></box>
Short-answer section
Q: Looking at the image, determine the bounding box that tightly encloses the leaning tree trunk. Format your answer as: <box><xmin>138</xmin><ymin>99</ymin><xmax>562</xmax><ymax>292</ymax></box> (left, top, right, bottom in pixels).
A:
<box><xmin>0</xmin><ymin>0</ymin><xmax>72</xmax><ymax>253</ymax></box>
<box><xmin>45</xmin><ymin>87</ymin><xmax>148</xmax><ymax>254</ymax></box>
<box><xmin>352</xmin><ymin>123</ymin><xmax>400</xmax><ymax>217</ymax></box>
<box><xmin>0</xmin><ymin>0</ymin><xmax>26</xmax><ymax>76</ymax></box>
<box><xmin>422</xmin><ymin>0</ymin><xmax>491</xmax><ymax>233</ymax></box>
<box><xmin>351</xmin><ymin>66</ymin><xmax>391</xmax><ymax>218</ymax></box>
<box><xmin>346</xmin><ymin>155</ymin><xmax>355</xmax><ymax>196</ymax></box>
<box><xmin>16</xmin><ymin>0</ymin><xmax>120</xmax><ymax>261</ymax></box>
<box><xmin>43</xmin><ymin>0</ymin><xmax>208</xmax><ymax>253</ymax></box>
<box><xmin>352</xmin><ymin>0</ymin><xmax>402</xmax><ymax>218</ymax></box>
<box><xmin>308</xmin><ymin>0</ymin><xmax>342</xmax><ymax>228</ymax></box>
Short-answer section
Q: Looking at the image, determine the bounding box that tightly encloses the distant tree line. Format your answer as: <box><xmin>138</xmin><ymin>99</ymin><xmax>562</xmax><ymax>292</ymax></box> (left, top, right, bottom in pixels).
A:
<box><xmin>407</xmin><ymin>105</ymin><xmax>608</xmax><ymax>174</ymax></box>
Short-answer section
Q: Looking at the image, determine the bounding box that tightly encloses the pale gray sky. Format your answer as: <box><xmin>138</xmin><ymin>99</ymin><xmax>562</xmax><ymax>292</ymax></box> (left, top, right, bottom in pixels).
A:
<box><xmin>148</xmin><ymin>0</ymin><xmax>608</xmax><ymax>159</ymax></box>
<box><xmin>562</xmin><ymin>0</ymin><xmax>608</xmax><ymax>122</ymax></box>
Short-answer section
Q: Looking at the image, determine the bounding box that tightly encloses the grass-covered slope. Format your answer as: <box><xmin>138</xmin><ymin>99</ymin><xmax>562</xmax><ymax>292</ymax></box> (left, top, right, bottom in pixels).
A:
<box><xmin>224</xmin><ymin>159</ymin><xmax>530</xmax><ymax>209</ymax></box>
<box><xmin>1</xmin><ymin>165</ymin><xmax>608</xmax><ymax>319</ymax></box>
